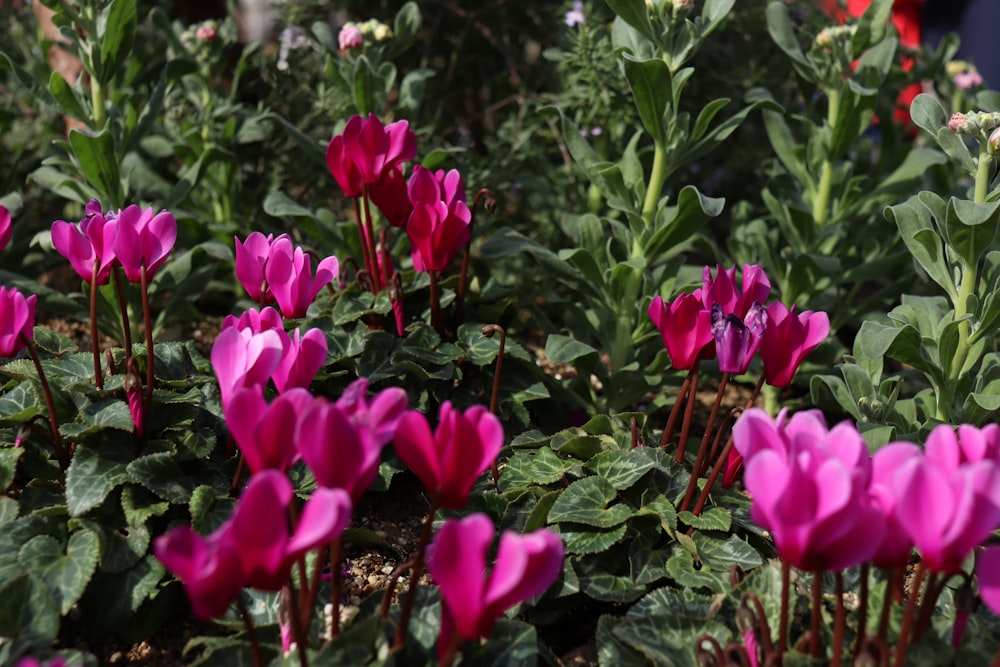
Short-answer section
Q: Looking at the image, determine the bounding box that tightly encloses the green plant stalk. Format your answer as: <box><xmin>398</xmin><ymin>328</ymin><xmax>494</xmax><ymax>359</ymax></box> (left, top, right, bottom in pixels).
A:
<box><xmin>610</xmin><ymin>266</ymin><xmax>643</xmax><ymax>376</ymax></box>
<box><xmin>812</xmin><ymin>88</ymin><xmax>841</xmax><ymax>227</ymax></box>
<box><xmin>90</xmin><ymin>73</ymin><xmax>106</xmax><ymax>128</ymax></box>
<box><xmin>641</xmin><ymin>142</ymin><xmax>669</xmax><ymax>227</ymax></box>
<box><xmin>938</xmin><ymin>142</ymin><xmax>992</xmax><ymax>419</ymax></box>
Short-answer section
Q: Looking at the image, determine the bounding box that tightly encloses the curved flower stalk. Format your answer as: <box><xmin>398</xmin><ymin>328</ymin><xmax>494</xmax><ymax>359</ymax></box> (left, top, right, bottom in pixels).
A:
<box><xmin>428</xmin><ymin>513</ymin><xmax>564</xmax><ymax>666</ymax></box>
<box><xmin>264</xmin><ymin>236</ymin><xmax>338</xmax><ymax>318</ymax></box>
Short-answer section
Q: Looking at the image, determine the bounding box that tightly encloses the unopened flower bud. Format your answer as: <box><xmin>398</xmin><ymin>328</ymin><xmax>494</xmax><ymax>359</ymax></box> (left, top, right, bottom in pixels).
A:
<box><xmin>955</xmin><ymin>70</ymin><xmax>984</xmax><ymax>90</ymax></box>
<box><xmin>196</xmin><ymin>23</ymin><xmax>217</xmax><ymax>42</ymax></box>
<box><xmin>947</xmin><ymin>60</ymin><xmax>970</xmax><ymax>78</ymax></box>
<box><xmin>948</xmin><ymin>113</ymin><xmax>969</xmax><ymax>133</ymax></box>
<box><xmin>14</xmin><ymin>423</ymin><xmax>31</xmax><ymax>447</ymax></box>
<box><xmin>989</xmin><ymin>127</ymin><xmax>1000</xmax><ymax>155</ymax></box>
<box><xmin>338</xmin><ymin>24</ymin><xmax>363</xmax><ymax>50</ymax></box>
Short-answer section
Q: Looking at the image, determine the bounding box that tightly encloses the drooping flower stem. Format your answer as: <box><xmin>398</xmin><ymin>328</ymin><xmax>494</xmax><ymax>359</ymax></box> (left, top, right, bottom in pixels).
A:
<box><xmin>361</xmin><ymin>187</ymin><xmax>382</xmax><ymax>293</ymax></box>
<box><xmin>139</xmin><ymin>265</ymin><xmax>155</xmax><ymax>429</ymax></box>
<box><xmin>22</xmin><ymin>336</ymin><xmax>67</xmax><ymax>469</ymax></box>
<box><xmin>88</xmin><ymin>260</ymin><xmax>104</xmax><ymax>389</ymax></box>
<box><xmin>112</xmin><ymin>267</ymin><xmax>133</xmax><ymax>353</ymax></box>
<box><xmin>353</xmin><ymin>198</ymin><xmax>376</xmax><ymax>292</ymax></box>
<box><xmin>660</xmin><ymin>368</ymin><xmax>694</xmax><ymax>449</ymax></box>
<box><xmin>832</xmin><ymin>571</ymin><xmax>846</xmax><ymax>667</ymax></box>
<box><xmin>393</xmin><ymin>502</ymin><xmax>439</xmax><ymax>648</ymax></box>
<box><xmin>482</xmin><ymin>324</ymin><xmax>507</xmax><ymax>488</ymax></box>
<box><xmin>810</xmin><ymin>571</ymin><xmax>823</xmax><ymax>659</ymax></box>
<box><xmin>892</xmin><ymin>562</ymin><xmax>927</xmax><ymax>667</ymax></box>
<box><xmin>679</xmin><ymin>372</ymin><xmax>730</xmax><ymax>512</ymax></box>
<box><xmin>674</xmin><ymin>361</ymin><xmax>701</xmax><ymax>463</ymax></box>
<box><xmin>236</xmin><ymin>595</ymin><xmax>264</xmax><ymax>667</ymax></box>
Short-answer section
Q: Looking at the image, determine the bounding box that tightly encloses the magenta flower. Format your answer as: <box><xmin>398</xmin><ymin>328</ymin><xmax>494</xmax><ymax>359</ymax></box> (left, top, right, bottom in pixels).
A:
<box><xmin>296</xmin><ymin>398</ymin><xmax>382</xmax><ymax>501</ymax></box>
<box><xmin>869</xmin><ymin>443</ymin><xmax>921</xmax><ymax>568</ymax></box>
<box><xmin>0</xmin><ymin>286</ymin><xmax>36</xmax><ymax>358</ymax></box>
<box><xmin>125</xmin><ymin>361</ymin><xmax>143</xmax><ymax>437</ymax></box>
<box><xmin>14</xmin><ymin>658</ymin><xmax>70</xmax><ymax>667</ymax></box>
<box><xmin>428</xmin><ymin>513</ymin><xmax>564</xmax><ymax>662</ymax></box>
<box><xmin>227</xmin><ymin>470</ymin><xmax>352</xmax><ymax>590</ymax></box>
<box><xmin>264</xmin><ymin>237</ymin><xmax>338</xmax><ymax>318</ymax></box>
<box><xmin>976</xmin><ymin>546</ymin><xmax>1000</xmax><ymax>618</ymax></box>
<box><xmin>369</xmin><ymin>165</ymin><xmax>412</xmax><ymax>227</ymax></box>
<box><xmin>733</xmin><ymin>408</ymin><xmax>886</xmax><ymax>571</ymax></box>
<box><xmin>0</xmin><ymin>204</ymin><xmax>11</xmax><ymax>252</ymax></box>
<box><xmin>271</xmin><ymin>327</ymin><xmax>328</xmax><ymax>393</ymax></box>
<box><xmin>210</xmin><ymin>325</ymin><xmax>285</xmax><ymax>406</ymax></box>
<box><xmin>406</xmin><ymin>166</ymin><xmax>472</xmax><ymax>272</ymax></box>
<box><xmin>885</xmin><ymin>424</ymin><xmax>1000</xmax><ymax>573</ymax></box>
<box><xmin>711</xmin><ymin>302</ymin><xmax>765</xmax><ymax>374</ymax></box>
<box><xmin>335</xmin><ymin>377</ymin><xmax>408</xmax><ymax>447</ymax></box>
<box><xmin>153</xmin><ymin>524</ymin><xmax>245</xmax><ymax>619</ymax></box>
<box><xmin>696</xmin><ymin>264</ymin><xmax>771</xmax><ymax>319</ymax></box>
<box><xmin>760</xmin><ymin>302</ymin><xmax>829</xmax><ymax>387</ymax></box>
<box><xmin>225</xmin><ymin>386</ymin><xmax>315</xmax><ymax>473</ymax></box>
<box><xmin>222</xmin><ymin>306</ymin><xmax>285</xmax><ymax>334</ymax></box>
<box><xmin>50</xmin><ymin>200</ymin><xmax>118</xmax><ymax>284</ymax></box>
<box><xmin>393</xmin><ymin>402</ymin><xmax>503</xmax><ymax>509</ymax></box>
<box><xmin>112</xmin><ymin>204</ymin><xmax>177</xmax><ymax>282</ymax></box>
<box><xmin>343</xmin><ymin>113</ymin><xmax>417</xmax><ymax>186</ymax></box>
<box><xmin>648</xmin><ymin>293</ymin><xmax>713</xmax><ymax>370</ymax></box>
<box><xmin>326</xmin><ymin>134</ymin><xmax>363</xmax><ymax>198</ymax></box>
<box><xmin>235</xmin><ymin>232</ymin><xmax>291</xmax><ymax>304</ymax></box>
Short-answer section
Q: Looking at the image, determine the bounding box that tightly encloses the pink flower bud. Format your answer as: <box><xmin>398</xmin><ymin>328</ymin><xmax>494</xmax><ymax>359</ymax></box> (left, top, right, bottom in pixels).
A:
<box><xmin>338</xmin><ymin>25</ymin><xmax>363</xmax><ymax>50</ymax></box>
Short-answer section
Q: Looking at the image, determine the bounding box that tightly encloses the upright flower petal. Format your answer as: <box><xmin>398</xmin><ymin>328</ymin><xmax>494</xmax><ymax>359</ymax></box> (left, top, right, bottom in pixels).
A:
<box><xmin>113</xmin><ymin>205</ymin><xmax>177</xmax><ymax>282</ymax></box>
<box><xmin>648</xmin><ymin>293</ymin><xmax>712</xmax><ymax>370</ymax></box>
<box><xmin>226</xmin><ymin>386</ymin><xmax>314</xmax><ymax>473</ymax></box>
<box><xmin>271</xmin><ymin>328</ymin><xmax>328</xmax><ymax>393</ymax></box>
<box><xmin>760</xmin><ymin>302</ymin><xmax>829</xmax><ymax>387</ymax></box>
<box><xmin>0</xmin><ymin>287</ymin><xmax>36</xmax><ymax>358</ymax></box>
<box><xmin>296</xmin><ymin>398</ymin><xmax>382</xmax><ymax>501</ymax></box>
<box><xmin>0</xmin><ymin>204</ymin><xmax>11</xmax><ymax>253</ymax></box>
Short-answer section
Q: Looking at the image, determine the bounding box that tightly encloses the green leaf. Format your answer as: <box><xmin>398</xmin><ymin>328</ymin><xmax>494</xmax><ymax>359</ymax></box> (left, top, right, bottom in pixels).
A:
<box><xmin>855</xmin><ymin>321</ymin><xmax>923</xmax><ymax>369</ymax></box>
<box><xmin>69</xmin><ymin>128</ymin><xmax>121</xmax><ymax>205</ymax></box>
<box><xmin>502</xmin><ymin>447</ymin><xmax>578</xmax><ymax>488</ymax></box>
<box><xmin>121</xmin><ymin>484</ymin><xmax>169</xmax><ymax>528</ymax></box>
<box><xmin>547</xmin><ymin>476</ymin><xmax>633</xmax><ymax>528</ymax></box>
<box><xmin>18</xmin><ymin>529</ymin><xmax>100</xmax><ymax>614</ymax></box>
<box><xmin>559</xmin><ymin>523</ymin><xmax>629</xmax><ymax>555</ymax></box>
<box><xmin>622</xmin><ymin>54</ymin><xmax>671</xmax><ymax>145</ymax></box>
<box><xmin>0</xmin><ymin>573</ymin><xmax>60</xmax><ymax>656</ymax></box>
<box><xmin>665</xmin><ymin>546</ymin><xmax>731</xmax><ymax>592</ymax></box>
<box><xmin>263</xmin><ymin>190</ymin><xmax>313</xmax><ymax>218</ymax></box>
<box><xmin>0</xmin><ymin>381</ymin><xmax>42</xmax><ymax>422</ymax></box>
<box><xmin>49</xmin><ymin>71</ymin><xmax>89</xmax><ymax>123</ymax></box>
<box><xmin>629</xmin><ymin>587</ymin><xmax>718</xmax><ymax>618</ymax></box>
<box><xmin>644</xmin><ymin>185</ymin><xmax>724</xmax><ymax>258</ymax></box>
<box><xmin>692</xmin><ymin>532</ymin><xmax>763</xmax><ymax>571</ymax></box>
<box><xmin>65</xmin><ymin>442</ymin><xmax>133</xmax><ymax>517</ymax></box>
<box><xmin>765</xmin><ymin>1</ymin><xmax>808</xmax><ymax>67</ymax></box>
<box><xmin>612</xmin><ymin>614</ymin><xmax>731</xmax><ymax>667</ymax></box>
<box><xmin>946</xmin><ymin>198</ymin><xmax>1000</xmax><ymax>269</ymax></box>
<box><xmin>597</xmin><ymin>615</ymin><xmax>649</xmax><ymax>667</ymax></box>
<box><xmin>885</xmin><ymin>195</ymin><xmax>957</xmax><ymax>301</ymax></box>
<box><xmin>605</xmin><ymin>0</ymin><xmax>657</xmax><ymax>43</ymax></box>
<box><xmin>586</xmin><ymin>449</ymin><xmax>656</xmax><ymax>490</ymax></box>
<box><xmin>0</xmin><ymin>447</ymin><xmax>22</xmax><ymax>493</ymax></box>
<box><xmin>544</xmin><ymin>334</ymin><xmax>599</xmax><ymax>365</ymax></box>
<box><xmin>384</xmin><ymin>1</ymin><xmax>422</xmax><ymax>59</ymax></box>
<box><xmin>127</xmin><ymin>452</ymin><xmax>226</xmax><ymax>504</ymax></box>
<box><xmin>97</xmin><ymin>0</ymin><xmax>137</xmax><ymax>85</ymax></box>
<box><xmin>678</xmin><ymin>507</ymin><xmax>731</xmax><ymax>532</ymax></box>
<box><xmin>463</xmin><ymin>619</ymin><xmax>538</xmax><ymax>667</ymax></box>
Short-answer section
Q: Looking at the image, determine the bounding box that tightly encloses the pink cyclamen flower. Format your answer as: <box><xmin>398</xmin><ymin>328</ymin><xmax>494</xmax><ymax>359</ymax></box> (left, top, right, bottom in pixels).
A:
<box><xmin>222</xmin><ymin>305</ymin><xmax>285</xmax><ymax>334</ymax></box>
<box><xmin>235</xmin><ymin>232</ymin><xmax>291</xmax><ymax>304</ymax></box>
<box><xmin>393</xmin><ymin>402</ymin><xmax>503</xmax><ymax>509</ymax></box>
<box><xmin>271</xmin><ymin>327</ymin><xmax>328</xmax><ymax>393</ymax></box>
<box><xmin>113</xmin><ymin>204</ymin><xmax>177</xmax><ymax>282</ymax></box>
<box><xmin>210</xmin><ymin>325</ymin><xmax>285</xmax><ymax>407</ymax></box>
<box><xmin>406</xmin><ymin>166</ymin><xmax>472</xmax><ymax>272</ymax></box>
<box><xmin>648</xmin><ymin>293</ymin><xmax>713</xmax><ymax>370</ymax></box>
<box><xmin>335</xmin><ymin>377</ymin><xmax>408</xmax><ymax>447</ymax></box>
<box><xmin>696</xmin><ymin>264</ymin><xmax>771</xmax><ymax>319</ymax></box>
<box><xmin>50</xmin><ymin>199</ymin><xmax>118</xmax><ymax>284</ymax></box>
<box><xmin>711</xmin><ymin>302</ymin><xmax>766</xmax><ymax>374</ymax></box>
<box><xmin>869</xmin><ymin>443</ymin><xmax>921</xmax><ymax>568</ymax></box>
<box><xmin>0</xmin><ymin>286</ymin><xmax>37</xmax><ymax>358</ymax></box>
<box><xmin>0</xmin><ymin>204</ymin><xmax>11</xmax><ymax>252</ymax></box>
<box><xmin>264</xmin><ymin>237</ymin><xmax>338</xmax><ymax>318</ymax></box>
<box><xmin>342</xmin><ymin>113</ymin><xmax>417</xmax><ymax>186</ymax></box>
<box><xmin>733</xmin><ymin>408</ymin><xmax>886</xmax><ymax>571</ymax></box>
<box><xmin>296</xmin><ymin>398</ymin><xmax>383</xmax><ymax>501</ymax></box>
<box><xmin>338</xmin><ymin>24</ymin><xmax>363</xmax><ymax>50</ymax></box>
<box><xmin>369</xmin><ymin>165</ymin><xmax>413</xmax><ymax>227</ymax></box>
<box><xmin>886</xmin><ymin>424</ymin><xmax>1000</xmax><ymax>573</ymax></box>
<box><xmin>14</xmin><ymin>658</ymin><xmax>69</xmax><ymax>667</ymax></box>
<box><xmin>428</xmin><ymin>513</ymin><xmax>564</xmax><ymax>663</ymax></box>
<box><xmin>760</xmin><ymin>302</ymin><xmax>830</xmax><ymax>387</ymax></box>
<box><xmin>954</xmin><ymin>70</ymin><xmax>984</xmax><ymax>90</ymax></box>
<box><xmin>225</xmin><ymin>386</ymin><xmax>315</xmax><ymax>473</ymax></box>
<box><xmin>153</xmin><ymin>524</ymin><xmax>245</xmax><ymax>619</ymax></box>
<box><xmin>125</xmin><ymin>359</ymin><xmax>143</xmax><ymax>437</ymax></box>
<box><xmin>976</xmin><ymin>546</ymin><xmax>1000</xmax><ymax>618</ymax></box>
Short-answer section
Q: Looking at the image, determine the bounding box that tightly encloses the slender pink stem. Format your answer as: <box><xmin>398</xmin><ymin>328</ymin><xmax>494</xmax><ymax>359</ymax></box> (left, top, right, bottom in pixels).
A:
<box><xmin>810</xmin><ymin>572</ymin><xmax>823</xmax><ymax>659</ymax></box>
<box><xmin>778</xmin><ymin>561</ymin><xmax>790</xmax><ymax>660</ymax></box>
<box><xmin>22</xmin><ymin>337</ymin><xmax>67</xmax><ymax>468</ymax></box>
<box><xmin>660</xmin><ymin>370</ymin><xmax>693</xmax><ymax>449</ymax></box>
<box><xmin>679</xmin><ymin>373</ymin><xmax>729</xmax><ymax>513</ymax></box>
<box><xmin>892</xmin><ymin>562</ymin><xmax>927</xmax><ymax>667</ymax></box>
<box><xmin>89</xmin><ymin>260</ymin><xmax>103</xmax><ymax>389</ymax></box>
<box><xmin>675</xmin><ymin>361</ymin><xmax>701</xmax><ymax>464</ymax></box>
<box><xmin>361</xmin><ymin>187</ymin><xmax>382</xmax><ymax>293</ymax></box>
<box><xmin>353</xmin><ymin>198</ymin><xmax>376</xmax><ymax>291</ymax></box>
<box><xmin>139</xmin><ymin>265</ymin><xmax>154</xmax><ymax>436</ymax></box>
<box><xmin>394</xmin><ymin>502</ymin><xmax>439</xmax><ymax>648</ymax></box>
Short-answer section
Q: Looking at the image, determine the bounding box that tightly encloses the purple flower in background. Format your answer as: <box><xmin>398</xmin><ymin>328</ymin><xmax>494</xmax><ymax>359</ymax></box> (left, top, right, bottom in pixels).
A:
<box><xmin>565</xmin><ymin>1</ymin><xmax>585</xmax><ymax>27</ymax></box>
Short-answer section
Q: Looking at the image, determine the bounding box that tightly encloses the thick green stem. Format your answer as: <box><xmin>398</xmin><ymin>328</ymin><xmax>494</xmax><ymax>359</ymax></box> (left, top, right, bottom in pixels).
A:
<box><xmin>641</xmin><ymin>142</ymin><xmax>669</xmax><ymax>226</ymax></box>
<box><xmin>90</xmin><ymin>74</ymin><xmax>105</xmax><ymax>128</ymax></box>
<box><xmin>812</xmin><ymin>88</ymin><xmax>841</xmax><ymax>227</ymax></box>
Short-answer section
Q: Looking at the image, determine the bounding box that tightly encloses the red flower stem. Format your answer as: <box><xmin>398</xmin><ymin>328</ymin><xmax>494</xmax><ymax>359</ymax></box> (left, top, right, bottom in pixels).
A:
<box><xmin>778</xmin><ymin>561</ymin><xmax>790</xmax><ymax>661</ymax></box>
<box><xmin>429</xmin><ymin>270</ymin><xmax>442</xmax><ymax>336</ymax></box>
<box><xmin>438</xmin><ymin>627</ymin><xmax>464</xmax><ymax>667</ymax></box>
<box><xmin>810</xmin><ymin>571</ymin><xmax>823</xmax><ymax>659</ymax></box>
<box><xmin>285</xmin><ymin>502</ymin><xmax>309</xmax><ymax>598</ymax></box>
<box><xmin>707</xmin><ymin>375</ymin><xmax>765</xmax><ymax>469</ymax></box>
<box><xmin>301</xmin><ymin>543</ymin><xmax>327</xmax><ymax>631</ymax></box>
<box><xmin>230</xmin><ymin>454</ymin><xmax>245</xmax><ymax>493</ymax></box>
<box><xmin>361</xmin><ymin>187</ymin><xmax>382</xmax><ymax>294</ymax></box>
<box><xmin>892</xmin><ymin>562</ymin><xmax>927</xmax><ymax>667</ymax></box>
<box><xmin>353</xmin><ymin>197</ymin><xmax>376</xmax><ymax>291</ymax></box>
<box><xmin>482</xmin><ymin>324</ymin><xmax>506</xmax><ymax>489</ymax></box>
<box><xmin>89</xmin><ymin>260</ymin><xmax>103</xmax><ymax>389</ymax></box>
<box><xmin>394</xmin><ymin>501</ymin><xmax>439</xmax><ymax>648</ymax></box>
<box><xmin>112</xmin><ymin>267</ymin><xmax>133</xmax><ymax>353</ymax></box>
<box><xmin>285</xmin><ymin>583</ymin><xmax>310</xmax><ymax>667</ymax></box>
<box><xmin>660</xmin><ymin>370</ymin><xmax>693</xmax><ymax>449</ymax></box>
<box><xmin>22</xmin><ymin>337</ymin><xmax>67</xmax><ymax>468</ymax></box>
<box><xmin>236</xmin><ymin>595</ymin><xmax>264</xmax><ymax>667</ymax></box>
<box><xmin>674</xmin><ymin>361</ymin><xmax>701</xmax><ymax>464</ymax></box>
<box><xmin>878</xmin><ymin>567</ymin><xmax>900</xmax><ymax>643</ymax></box>
<box><xmin>679</xmin><ymin>372</ymin><xmax>729</xmax><ymax>513</ymax></box>
<box><xmin>854</xmin><ymin>563</ymin><xmax>870</xmax><ymax>658</ymax></box>
<box><xmin>832</xmin><ymin>571</ymin><xmax>846</xmax><ymax>667</ymax></box>
<box><xmin>139</xmin><ymin>265</ymin><xmax>154</xmax><ymax>436</ymax></box>
<box><xmin>700</xmin><ymin>410</ymin><xmax>733</xmax><ymax>478</ymax></box>
<box><xmin>328</xmin><ymin>537</ymin><xmax>344</xmax><ymax>638</ymax></box>
<box><xmin>914</xmin><ymin>572</ymin><xmax>942</xmax><ymax>643</ymax></box>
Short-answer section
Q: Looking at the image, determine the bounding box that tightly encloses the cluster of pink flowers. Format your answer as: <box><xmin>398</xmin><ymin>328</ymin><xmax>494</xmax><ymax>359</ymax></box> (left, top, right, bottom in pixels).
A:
<box><xmin>648</xmin><ymin>264</ymin><xmax>829</xmax><ymax>382</ymax></box>
<box><xmin>234</xmin><ymin>232</ymin><xmax>338</xmax><ymax>318</ymax></box>
<box><xmin>735</xmin><ymin>411</ymin><xmax>1000</xmax><ymax>576</ymax></box>
<box><xmin>51</xmin><ymin>199</ymin><xmax>177</xmax><ymax>286</ymax></box>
